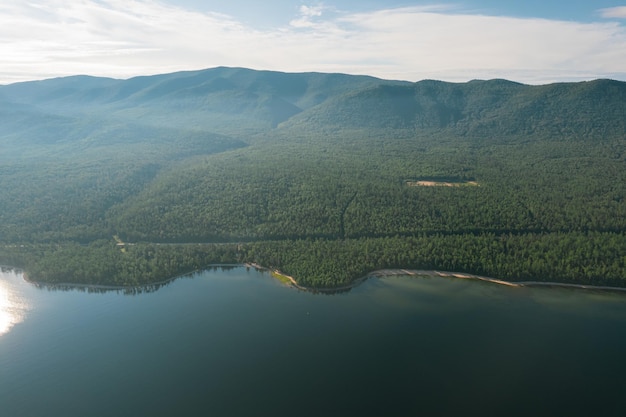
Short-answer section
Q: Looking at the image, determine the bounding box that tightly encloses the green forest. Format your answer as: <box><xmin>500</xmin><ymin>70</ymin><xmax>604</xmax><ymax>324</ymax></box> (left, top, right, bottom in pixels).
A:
<box><xmin>1</xmin><ymin>68</ymin><xmax>625</xmax><ymax>288</ymax></box>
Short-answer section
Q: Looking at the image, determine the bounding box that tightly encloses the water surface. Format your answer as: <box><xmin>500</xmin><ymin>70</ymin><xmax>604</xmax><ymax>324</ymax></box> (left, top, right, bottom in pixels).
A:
<box><xmin>1</xmin><ymin>267</ymin><xmax>625</xmax><ymax>417</ymax></box>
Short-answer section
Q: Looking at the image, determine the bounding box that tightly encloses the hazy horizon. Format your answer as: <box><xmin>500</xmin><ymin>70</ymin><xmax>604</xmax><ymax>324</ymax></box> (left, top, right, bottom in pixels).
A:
<box><xmin>1</xmin><ymin>1</ymin><xmax>626</xmax><ymax>85</ymax></box>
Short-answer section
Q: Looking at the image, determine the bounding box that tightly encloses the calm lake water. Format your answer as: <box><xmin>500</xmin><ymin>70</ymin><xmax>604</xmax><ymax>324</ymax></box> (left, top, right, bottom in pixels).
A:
<box><xmin>1</xmin><ymin>266</ymin><xmax>626</xmax><ymax>417</ymax></box>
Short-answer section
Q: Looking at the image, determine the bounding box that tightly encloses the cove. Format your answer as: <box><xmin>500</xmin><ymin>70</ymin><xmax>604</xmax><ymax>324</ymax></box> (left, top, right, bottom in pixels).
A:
<box><xmin>1</xmin><ymin>266</ymin><xmax>626</xmax><ymax>417</ymax></box>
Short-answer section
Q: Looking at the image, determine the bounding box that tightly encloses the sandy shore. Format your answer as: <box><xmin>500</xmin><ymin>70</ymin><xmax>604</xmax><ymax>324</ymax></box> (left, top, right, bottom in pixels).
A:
<box><xmin>369</xmin><ymin>269</ymin><xmax>521</xmax><ymax>286</ymax></box>
<box><xmin>365</xmin><ymin>269</ymin><xmax>626</xmax><ymax>293</ymax></box>
<box><xmin>245</xmin><ymin>263</ymin><xmax>309</xmax><ymax>291</ymax></box>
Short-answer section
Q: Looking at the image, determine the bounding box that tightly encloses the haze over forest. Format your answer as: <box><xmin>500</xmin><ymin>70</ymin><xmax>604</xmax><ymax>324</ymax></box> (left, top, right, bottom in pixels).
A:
<box><xmin>1</xmin><ymin>67</ymin><xmax>625</xmax><ymax>288</ymax></box>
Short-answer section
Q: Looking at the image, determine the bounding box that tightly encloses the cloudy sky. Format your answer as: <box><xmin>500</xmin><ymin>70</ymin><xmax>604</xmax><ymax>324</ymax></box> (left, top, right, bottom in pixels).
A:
<box><xmin>1</xmin><ymin>0</ymin><xmax>626</xmax><ymax>85</ymax></box>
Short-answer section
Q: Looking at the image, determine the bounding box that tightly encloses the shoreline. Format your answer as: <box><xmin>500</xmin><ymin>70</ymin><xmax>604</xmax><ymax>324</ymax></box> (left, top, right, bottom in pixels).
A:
<box><xmin>365</xmin><ymin>269</ymin><xmax>626</xmax><ymax>293</ymax></box>
<box><xmin>4</xmin><ymin>263</ymin><xmax>626</xmax><ymax>294</ymax></box>
<box><xmin>245</xmin><ymin>263</ymin><xmax>370</xmax><ymax>293</ymax></box>
<box><xmin>248</xmin><ymin>265</ymin><xmax>626</xmax><ymax>294</ymax></box>
<box><xmin>12</xmin><ymin>264</ymin><xmax>241</xmax><ymax>292</ymax></box>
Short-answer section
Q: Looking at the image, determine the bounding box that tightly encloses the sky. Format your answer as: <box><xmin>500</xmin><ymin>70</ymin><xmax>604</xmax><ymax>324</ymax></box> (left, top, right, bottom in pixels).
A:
<box><xmin>1</xmin><ymin>0</ymin><xmax>626</xmax><ymax>85</ymax></box>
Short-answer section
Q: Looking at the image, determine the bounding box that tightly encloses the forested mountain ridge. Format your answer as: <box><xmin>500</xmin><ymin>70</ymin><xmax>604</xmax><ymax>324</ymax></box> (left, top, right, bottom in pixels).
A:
<box><xmin>282</xmin><ymin>78</ymin><xmax>626</xmax><ymax>137</ymax></box>
<box><xmin>2</xmin><ymin>69</ymin><xmax>624</xmax><ymax>136</ymax></box>
<box><xmin>1</xmin><ymin>68</ymin><xmax>625</xmax><ymax>289</ymax></box>
<box><xmin>0</xmin><ymin>67</ymin><xmax>390</xmax><ymax>131</ymax></box>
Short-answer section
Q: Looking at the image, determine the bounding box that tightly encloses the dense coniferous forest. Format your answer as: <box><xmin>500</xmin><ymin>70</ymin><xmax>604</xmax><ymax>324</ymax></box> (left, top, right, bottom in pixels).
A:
<box><xmin>1</xmin><ymin>67</ymin><xmax>625</xmax><ymax>288</ymax></box>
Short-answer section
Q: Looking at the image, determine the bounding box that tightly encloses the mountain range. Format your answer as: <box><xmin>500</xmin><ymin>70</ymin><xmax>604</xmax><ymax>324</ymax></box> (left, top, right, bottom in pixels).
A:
<box><xmin>2</xmin><ymin>67</ymin><xmax>625</xmax><ymax>138</ymax></box>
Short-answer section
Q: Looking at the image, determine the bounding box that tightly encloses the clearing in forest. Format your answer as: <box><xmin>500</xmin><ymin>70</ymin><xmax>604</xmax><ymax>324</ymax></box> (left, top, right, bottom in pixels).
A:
<box><xmin>405</xmin><ymin>179</ymin><xmax>479</xmax><ymax>187</ymax></box>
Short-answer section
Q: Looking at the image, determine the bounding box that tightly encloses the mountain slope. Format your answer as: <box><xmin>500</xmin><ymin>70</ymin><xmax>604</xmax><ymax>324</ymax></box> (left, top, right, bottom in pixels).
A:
<box><xmin>281</xmin><ymin>78</ymin><xmax>626</xmax><ymax>139</ymax></box>
<box><xmin>0</xmin><ymin>67</ymin><xmax>391</xmax><ymax>130</ymax></box>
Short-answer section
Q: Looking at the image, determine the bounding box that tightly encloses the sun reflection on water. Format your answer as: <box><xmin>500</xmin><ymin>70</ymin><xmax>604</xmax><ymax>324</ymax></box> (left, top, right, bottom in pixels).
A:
<box><xmin>0</xmin><ymin>270</ymin><xmax>30</xmax><ymax>336</ymax></box>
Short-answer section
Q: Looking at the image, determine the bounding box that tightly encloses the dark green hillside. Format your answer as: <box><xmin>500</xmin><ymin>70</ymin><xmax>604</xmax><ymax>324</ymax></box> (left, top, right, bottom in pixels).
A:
<box><xmin>282</xmin><ymin>78</ymin><xmax>626</xmax><ymax>138</ymax></box>
<box><xmin>1</xmin><ymin>68</ymin><xmax>625</xmax><ymax>288</ymax></box>
<box><xmin>0</xmin><ymin>67</ymin><xmax>390</xmax><ymax>132</ymax></box>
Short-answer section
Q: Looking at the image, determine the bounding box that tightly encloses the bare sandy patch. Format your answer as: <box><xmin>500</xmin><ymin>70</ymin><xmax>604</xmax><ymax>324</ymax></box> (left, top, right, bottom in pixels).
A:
<box><xmin>406</xmin><ymin>180</ymin><xmax>479</xmax><ymax>187</ymax></box>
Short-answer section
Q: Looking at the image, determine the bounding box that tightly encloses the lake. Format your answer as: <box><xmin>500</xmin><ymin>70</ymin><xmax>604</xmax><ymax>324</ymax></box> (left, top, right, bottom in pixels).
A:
<box><xmin>1</xmin><ymin>266</ymin><xmax>626</xmax><ymax>417</ymax></box>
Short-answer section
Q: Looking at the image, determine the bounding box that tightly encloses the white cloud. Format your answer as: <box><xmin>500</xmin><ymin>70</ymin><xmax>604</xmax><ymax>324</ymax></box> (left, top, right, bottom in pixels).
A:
<box><xmin>334</xmin><ymin>7</ymin><xmax>626</xmax><ymax>82</ymax></box>
<box><xmin>1</xmin><ymin>1</ymin><xmax>626</xmax><ymax>85</ymax></box>
<box><xmin>599</xmin><ymin>6</ymin><xmax>626</xmax><ymax>19</ymax></box>
<box><xmin>300</xmin><ymin>5</ymin><xmax>324</xmax><ymax>18</ymax></box>
<box><xmin>289</xmin><ymin>4</ymin><xmax>334</xmax><ymax>29</ymax></box>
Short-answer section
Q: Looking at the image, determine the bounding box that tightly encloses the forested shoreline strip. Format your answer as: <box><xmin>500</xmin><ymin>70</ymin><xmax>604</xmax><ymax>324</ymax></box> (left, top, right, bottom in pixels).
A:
<box><xmin>21</xmin><ymin>264</ymin><xmax>243</xmax><ymax>294</ymax></box>
<box><xmin>5</xmin><ymin>262</ymin><xmax>626</xmax><ymax>295</ymax></box>
<box><xmin>2</xmin><ymin>231</ymin><xmax>626</xmax><ymax>292</ymax></box>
